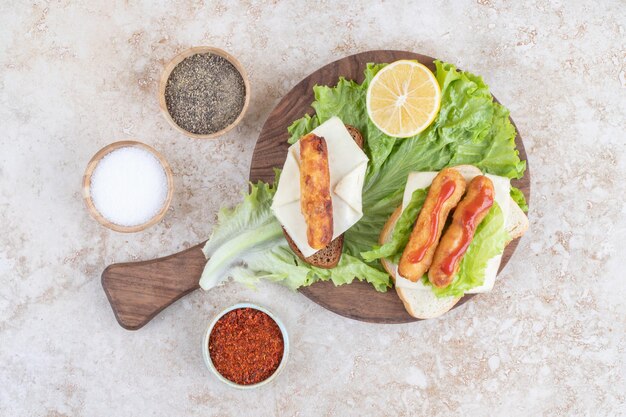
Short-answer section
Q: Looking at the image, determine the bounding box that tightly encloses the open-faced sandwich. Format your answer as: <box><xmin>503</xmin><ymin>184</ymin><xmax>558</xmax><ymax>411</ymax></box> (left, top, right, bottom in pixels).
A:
<box><xmin>271</xmin><ymin>116</ymin><xmax>368</xmax><ymax>268</ymax></box>
<box><xmin>375</xmin><ymin>165</ymin><xmax>528</xmax><ymax>318</ymax></box>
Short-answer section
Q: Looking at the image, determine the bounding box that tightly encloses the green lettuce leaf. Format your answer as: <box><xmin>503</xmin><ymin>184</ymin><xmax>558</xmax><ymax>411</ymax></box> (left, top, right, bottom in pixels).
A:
<box><xmin>312</xmin><ymin>78</ymin><xmax>366</xmax><ymax>127</ymax></box>
<box><xmin>230</xmin><ymin>244</ymin><xmax>315</xmax><ymax>291</ymax></box>
<box><xmin>510</xmin><ymin>186</ymin><xmax>528</xmax><ymax>212</ymax></box>
<box><xmin>361</xmin><ymin>188</ymin><xmax>428</xmax><ymax>263</ymax></box>
<box><xmin>202</xmin><ymin>175</ymin><xmax>280</xmax><ymax>258</ymax></box>
<box><xmin>304</xmin><ymin>253</ymin><xmax>391</xmax><ymax>292</ymax></box>
<box><xmin>231</xmin><ymin>245</ymin><xmax>390</xmax><ymax>292</ymax></box>
<box><xmin>428</xmin><ymin>203</ymin><xmax>509</xmax><ymax>298</ymax></box>
<box><xmin>199</xmin><ymin>176</ymin><xmax>391</xmax><ymax>292</ymax></box>
<box><xmin>200</xmin><ymin>177</ymin><xmax>284</xmax><ymax>290</ymax></box>
<box><xmin>447</xmin><ymin>102</ymin><xmax>526</xmax><ymax>179</ymax></box>
<box><xmin>287</xmin><ymin>114</ymin><xmax>319</xmax><ymax>145</ymax></box>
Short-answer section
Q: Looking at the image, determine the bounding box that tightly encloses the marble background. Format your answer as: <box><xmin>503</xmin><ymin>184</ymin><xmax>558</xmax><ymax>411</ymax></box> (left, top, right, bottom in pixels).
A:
<box><xmin>1</xmin><ymin>1</ymin><xmax>625</xmax><ymax>416</ymax></box>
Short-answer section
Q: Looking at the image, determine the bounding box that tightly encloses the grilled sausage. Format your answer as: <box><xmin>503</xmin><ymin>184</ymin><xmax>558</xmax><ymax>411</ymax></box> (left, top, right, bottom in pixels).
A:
<box><xmin>398</xmin><ymin>168</ymin><xmax>466</xmax><ymax>281</ymax></box>
<box><xmin>300</xmin><ymin>133</ymin><xmax>333</xmax><ymax>249</ymax></box>
<box><xmin>428</xmin><ymin>175</ymin><xmax>495</xmax><ymax>287</ymax></box>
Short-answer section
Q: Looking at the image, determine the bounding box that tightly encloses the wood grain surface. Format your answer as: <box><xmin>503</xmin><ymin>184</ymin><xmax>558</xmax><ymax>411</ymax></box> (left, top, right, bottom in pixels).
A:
<box><xmin>102</xmin><ymin>50</ymin><xmax>530</xmax><ymax>329</ymax></box>
<box><xmin>102</xmin><ymin>244</ymin><xmax>205</xmax><ymax>330</ymax></box>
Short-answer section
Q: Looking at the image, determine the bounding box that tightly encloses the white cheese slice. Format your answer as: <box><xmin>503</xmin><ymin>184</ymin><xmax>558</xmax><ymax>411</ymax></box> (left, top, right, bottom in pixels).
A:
<box><xmin>401</xmin><ymin>171</ymin><xmax>437</xmax><ymax>209</ymax></box>
<box><xmin>271</xmin><ymin>117</ymin><xmax>368</xmax><ymax>257</ymax></box>
<box><xmin>394</xmin><ymin>169</ymin><xmax>511</xmax><ymax>293</ymax></box>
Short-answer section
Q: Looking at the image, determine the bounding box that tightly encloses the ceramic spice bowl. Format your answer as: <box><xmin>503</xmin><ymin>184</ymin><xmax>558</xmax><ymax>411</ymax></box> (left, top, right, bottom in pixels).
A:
<box><xmin>202</xmin><ymin>303</ymin><xmax>289</xmax><ymax>389</ymax></box>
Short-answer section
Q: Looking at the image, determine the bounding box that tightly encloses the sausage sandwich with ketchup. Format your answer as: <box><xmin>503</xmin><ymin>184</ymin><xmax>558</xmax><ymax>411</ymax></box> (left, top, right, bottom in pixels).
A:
<box><xmin>376</xmin><ymin>165</ymin><xmax>529</xmax><ymax>319</ymax></box>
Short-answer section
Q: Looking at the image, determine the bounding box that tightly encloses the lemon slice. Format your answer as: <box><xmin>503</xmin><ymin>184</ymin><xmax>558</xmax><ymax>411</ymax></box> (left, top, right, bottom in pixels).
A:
<box><xmin>366</xmin><ymin>60</ymin><xmax>441</xmax><ymax>138</ymax></box>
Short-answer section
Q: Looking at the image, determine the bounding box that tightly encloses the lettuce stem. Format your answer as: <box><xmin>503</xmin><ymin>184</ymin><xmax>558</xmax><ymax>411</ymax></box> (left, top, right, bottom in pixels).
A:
<box><xmin>199</xmin><ymin>221</ymin><xmax>283</xmax><ymax>290</ymax></box>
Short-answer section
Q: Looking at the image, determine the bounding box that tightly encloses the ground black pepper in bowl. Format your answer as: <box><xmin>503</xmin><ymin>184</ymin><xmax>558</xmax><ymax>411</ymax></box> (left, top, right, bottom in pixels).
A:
<box><xmin>164</xmin><ymin>53</ymin><xmax>246</xmax><ymax>136</ymax></box>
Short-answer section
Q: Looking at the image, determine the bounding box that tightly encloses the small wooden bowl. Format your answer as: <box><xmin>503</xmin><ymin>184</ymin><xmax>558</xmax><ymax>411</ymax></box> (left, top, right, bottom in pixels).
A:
<box><xmin>158</xmin><ymin>46</ymin><xmax>250</xmax><ymax>139</ymax></box>
<box><xmin>82</xmin><ymin>140</ymin><xmax>174</xmax><ymax>233</ymax></box>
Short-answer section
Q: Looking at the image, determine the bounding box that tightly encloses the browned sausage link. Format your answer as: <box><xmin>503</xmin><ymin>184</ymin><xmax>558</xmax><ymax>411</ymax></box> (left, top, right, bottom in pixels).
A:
<box><xmin>429</xmin><ymin>175</ymin><xmax>495</xmax><ymax>288</ymax></box>
<box><xmin>398</xmin><ymin>168</ymin><xmax>466</xmax><ymax>281</ymax></box>
<box><xmin>300</xmin><ymin>133</ymin><xmax>333</xmax><ymax>249</ymax></box>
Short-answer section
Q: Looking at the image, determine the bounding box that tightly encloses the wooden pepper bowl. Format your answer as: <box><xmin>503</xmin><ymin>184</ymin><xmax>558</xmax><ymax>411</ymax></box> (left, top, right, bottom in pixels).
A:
<box><xmin>82</xmin><ymin>140</ymin><xmax>174</xmax><ymax>233</ymax></box>
<box><xmin>158</xmin><ymin>46</ymin><xmax>250</xmax><ymax>139</ymax></box>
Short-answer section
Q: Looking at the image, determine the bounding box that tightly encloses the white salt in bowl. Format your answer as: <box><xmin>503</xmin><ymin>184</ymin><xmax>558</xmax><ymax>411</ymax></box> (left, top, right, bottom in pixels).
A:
<box><xmin>82</xmin><ymin>141</ymin><xmax>174</xmax><ymax>233</ymax></box>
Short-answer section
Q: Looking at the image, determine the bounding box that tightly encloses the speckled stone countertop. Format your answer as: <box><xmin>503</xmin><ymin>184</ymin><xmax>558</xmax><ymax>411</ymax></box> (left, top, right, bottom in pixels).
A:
<box><xmin>1</xmin><ymin>1</ymin><xmax>625</xmax><ymax>416</ymax></box>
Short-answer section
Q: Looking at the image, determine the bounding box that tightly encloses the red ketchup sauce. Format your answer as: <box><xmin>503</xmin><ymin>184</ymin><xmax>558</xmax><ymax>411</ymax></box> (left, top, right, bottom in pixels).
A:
<box><xmin>440</xmin><ymin>185</ymin><xmax>494</xmax><ymax>275</ymax></box>
<box><xmin>407</xmin><ymin>180</ymin><xmax>457</xmax><ymax>263</ymax></box>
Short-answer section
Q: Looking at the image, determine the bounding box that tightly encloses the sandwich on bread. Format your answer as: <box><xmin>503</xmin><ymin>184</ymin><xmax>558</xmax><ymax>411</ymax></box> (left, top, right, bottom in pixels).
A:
<box><xmin>271</xmin><ymin>117</ymin><xmax>369</xmax><ymax>268</ymax></box>
<box><xmin>378</xmin><ymin>165</ymin><xmax>528</xmax><ymax>319</ymax></box>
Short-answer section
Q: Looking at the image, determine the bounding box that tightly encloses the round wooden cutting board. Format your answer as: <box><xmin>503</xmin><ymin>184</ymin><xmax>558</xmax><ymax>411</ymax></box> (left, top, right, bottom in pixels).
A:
<box><xmin>250</xmin><ymin>50</ymin><xmax>530</xmax><ymax>323</ymax></box>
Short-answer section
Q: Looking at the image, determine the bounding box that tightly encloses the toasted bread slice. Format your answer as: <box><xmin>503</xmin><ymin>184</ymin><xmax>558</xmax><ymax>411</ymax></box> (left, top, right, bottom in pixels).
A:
<box><xmin>380</xmin><ymin>165</ymin><xmax>529</xmax><ymax>319</ymax></box>
<box><xmin>345</xmin><ymin>125</ymin><xmax>364</xmax><ymax>148</ymax></box>
<box><xmin>282</xmin><ymin>124</ymin><xmax>364</xmax><ymax>268</ymax></box>
<box><xmin>283</xmin><ymin>228</ymin><xmax>344</xmax><ymax>268</ymax></box>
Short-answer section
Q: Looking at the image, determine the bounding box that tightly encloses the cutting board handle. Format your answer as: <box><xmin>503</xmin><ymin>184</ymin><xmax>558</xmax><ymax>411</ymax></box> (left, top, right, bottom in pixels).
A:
<box><xmin>101</xmin><ymin>242</ymin><xmax>206</xmax><ymax>330</ymax></box>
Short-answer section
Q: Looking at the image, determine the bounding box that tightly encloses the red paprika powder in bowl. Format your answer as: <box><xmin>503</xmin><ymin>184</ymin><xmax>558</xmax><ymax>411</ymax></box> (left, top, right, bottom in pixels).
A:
<box><xmin>203</xmin><ymin>303</ymin><xmax>288</xmax><ymax>388</ymax></box>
